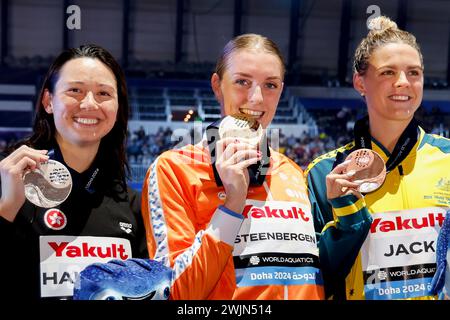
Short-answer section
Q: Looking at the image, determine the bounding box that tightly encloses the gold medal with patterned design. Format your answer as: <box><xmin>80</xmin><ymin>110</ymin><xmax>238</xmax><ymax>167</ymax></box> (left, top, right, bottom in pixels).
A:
<box><xmin>218</xmin><ymin>113</ymin><xmax>264</xmax><ymax>148</ymax></box>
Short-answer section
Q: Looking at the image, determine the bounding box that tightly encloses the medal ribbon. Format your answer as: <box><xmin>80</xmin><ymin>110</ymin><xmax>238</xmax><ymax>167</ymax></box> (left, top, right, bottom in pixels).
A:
<box><xmin>353</xmin><ymin>115</ymin><xmax>419</xmax><ymax>173</ymax></box>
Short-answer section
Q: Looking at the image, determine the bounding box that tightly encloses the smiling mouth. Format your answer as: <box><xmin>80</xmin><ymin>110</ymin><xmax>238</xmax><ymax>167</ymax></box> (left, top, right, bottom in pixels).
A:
<box><xmin>389</xmin><ymin>95</ymin><xmax>412</xmax><ymax>101</ymax></box>
<box><xmin>122</xmin><ymin>290</ymin><xmax>156</xmax><ymax>301</ymax></box>
<box><xmin>74</xmin><ymin>117</ymin><xmax>99</xmax><ymax>125</ymax></box>
<box><xmin>239</xmin><ymin>108</ymin><xmax>264</xmax><ymax>118</ymax></box>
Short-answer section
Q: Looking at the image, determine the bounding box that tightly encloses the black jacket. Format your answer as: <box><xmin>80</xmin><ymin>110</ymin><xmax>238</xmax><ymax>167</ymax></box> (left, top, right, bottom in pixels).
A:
<box><xmin>0</xmin><ymin>144</ymin><xmax>148</xmax><ymax>300</ymax></box>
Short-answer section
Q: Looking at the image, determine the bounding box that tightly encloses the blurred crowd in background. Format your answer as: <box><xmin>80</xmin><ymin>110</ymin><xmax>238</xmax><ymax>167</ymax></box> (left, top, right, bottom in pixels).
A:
<box><xmin>0</xmin><ymin>105</ymin><xmax>448</xmax><ymax>174</ymax></box>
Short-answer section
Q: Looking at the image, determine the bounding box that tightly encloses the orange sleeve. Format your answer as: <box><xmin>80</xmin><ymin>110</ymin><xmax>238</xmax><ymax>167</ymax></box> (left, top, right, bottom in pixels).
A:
<box><xmin>141</xmin><ymin>152</ymin><xmax>244</xmax><ymax>299</ymax></box>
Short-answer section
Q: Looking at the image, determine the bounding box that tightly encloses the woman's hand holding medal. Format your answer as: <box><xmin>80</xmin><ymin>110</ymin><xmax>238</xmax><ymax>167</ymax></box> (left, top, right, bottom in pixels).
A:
<box><xmin>326</xmin><ymin>148</ymin><xmax>387</xmax><ymax>200</ymax></box>
<box><xmin>0</xmin><ymin>145</ymin><xmax>49</xmax><ymax>221</ymax></box>
<box><xmin>0</xmin><ymin>145</ymin><xmax>73</xmax><ymax>222</ymax></box>
<box><xmin>214</xmin><ymin>114</ymin><xmax>263</xmax><ymax>213</ymax></box>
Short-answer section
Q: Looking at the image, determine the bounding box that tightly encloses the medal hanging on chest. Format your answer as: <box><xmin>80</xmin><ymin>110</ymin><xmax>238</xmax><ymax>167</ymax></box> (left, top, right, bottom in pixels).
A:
<box><xmin>343</xmin><ymin>116</ymin><xmax>419</xmax><ymax>193</ymax></box>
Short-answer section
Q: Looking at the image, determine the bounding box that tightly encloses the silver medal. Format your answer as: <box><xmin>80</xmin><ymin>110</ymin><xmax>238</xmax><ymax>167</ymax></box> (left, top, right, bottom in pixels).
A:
<box><xmin>23</xmin><ymin>159</ymin><xmax>72</xmax><ymax>208</ymax></box>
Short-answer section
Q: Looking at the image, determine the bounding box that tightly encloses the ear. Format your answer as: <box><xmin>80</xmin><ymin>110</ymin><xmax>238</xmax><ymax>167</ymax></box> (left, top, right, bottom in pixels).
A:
<box><xmin>353</xmin><ymin>73</ymin><xmax>365</xmax><ymax>96</ymax></box>
<box><xmin>42</xmin><ymin>89</ymin><xmax>53</xmax><ymax>114</ymax></box>
<box><xmin>211</xmin><ymin>73</ymin><xmax>223</xmax><ymax>105</ymax></box>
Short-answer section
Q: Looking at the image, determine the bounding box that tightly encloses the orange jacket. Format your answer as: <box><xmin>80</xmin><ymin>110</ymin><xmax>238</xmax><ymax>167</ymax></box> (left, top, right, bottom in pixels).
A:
<box><xmin>142</xmin><ymin>143</ymin><xmax>324</xmax><ymax>300</ymax></box>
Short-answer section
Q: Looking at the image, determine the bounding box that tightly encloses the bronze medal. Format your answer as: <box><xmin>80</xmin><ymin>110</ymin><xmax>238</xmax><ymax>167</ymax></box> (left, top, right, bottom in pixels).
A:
<box><xmin>344</xmin><ymin>148</ymin><xmax>387</xmax><ymax>193</ymax></box>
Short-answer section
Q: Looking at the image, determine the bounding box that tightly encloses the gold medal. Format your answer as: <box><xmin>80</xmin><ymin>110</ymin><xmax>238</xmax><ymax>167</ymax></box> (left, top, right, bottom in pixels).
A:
<box><xmin>218</xmin><ymin>113</ymin><xmax>264</xmax><ymax>147</ymax></box>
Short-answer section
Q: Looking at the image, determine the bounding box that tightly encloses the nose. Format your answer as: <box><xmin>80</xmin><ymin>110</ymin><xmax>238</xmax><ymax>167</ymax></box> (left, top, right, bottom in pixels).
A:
<box><xmin>80</xmin><ymin>91</ymin><xmax>99</xmax><ymax>110</ymax></box>
<box><xmin>249</xmin><ymin>84</ymin><xmax>263</xmax><ymax>105</ymax></box>
<box><xmin>394</xmin><ymin>71</ymin><xmax>410</xmax><ymax>88</ymax></box>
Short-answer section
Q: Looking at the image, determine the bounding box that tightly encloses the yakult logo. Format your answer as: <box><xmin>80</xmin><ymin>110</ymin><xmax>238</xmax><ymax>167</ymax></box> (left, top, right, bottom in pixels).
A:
<box><xmin>48</xmin><ymin>241</ymin><xmax>129</xmax><ymax>260</ymax></box>
<box><xmin>242</xmin><ymin>204</ymin><xmax>310</xmax><ymax>222</ymax></box>
<box><xmin>370</xmin><ymin>212</ymin><xmax>446</xmax><ymax>234</ymax></box>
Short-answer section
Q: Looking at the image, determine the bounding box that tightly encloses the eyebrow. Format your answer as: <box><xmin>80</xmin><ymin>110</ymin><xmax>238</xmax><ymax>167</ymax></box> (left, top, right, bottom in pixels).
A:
<box><xmin>233</xmin><ymin>72</ymin><xmax>282</xmax><ymax>80</ymax></box>
<box><xmin>66</xmin><ymin>81</ymin><xmax>116</xmax><ymax>89</ymax></box>
<box><xmin>377</xmin><ymin>65</ymin><xmax>423</xmax><ymax>70</ymax></box>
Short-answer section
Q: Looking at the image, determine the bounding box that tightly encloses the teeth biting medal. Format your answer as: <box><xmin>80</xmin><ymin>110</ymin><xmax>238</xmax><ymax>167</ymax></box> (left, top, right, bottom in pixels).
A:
<box><xmin>206</xmin><ymin>113</ymin><xmax>269</xmax><ymax>187</ymax></box>
<box><xmin>218</xmin><ymin>113</ymin><xmax>264</xmax><ymax>147</ymax></box>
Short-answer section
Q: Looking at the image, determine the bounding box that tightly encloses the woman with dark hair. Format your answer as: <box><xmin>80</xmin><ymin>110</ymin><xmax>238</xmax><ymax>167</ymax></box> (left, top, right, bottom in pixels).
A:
<box><xmin>28</xmin><ymin>44</ymin><xmax>130</xmax><ymax>186</ymax></box>
<box><xmin>0</xmin><ymin>44</ymin><xmax>147</xmax><ymax>300</ymax></box>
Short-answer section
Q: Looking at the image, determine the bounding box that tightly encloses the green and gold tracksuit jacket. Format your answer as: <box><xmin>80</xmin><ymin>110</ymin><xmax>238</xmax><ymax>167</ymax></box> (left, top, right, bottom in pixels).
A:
<box><xmin>305</xmin><ymin>127</ymin><xmax>450</xmax><ymax>300</ymax></box>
